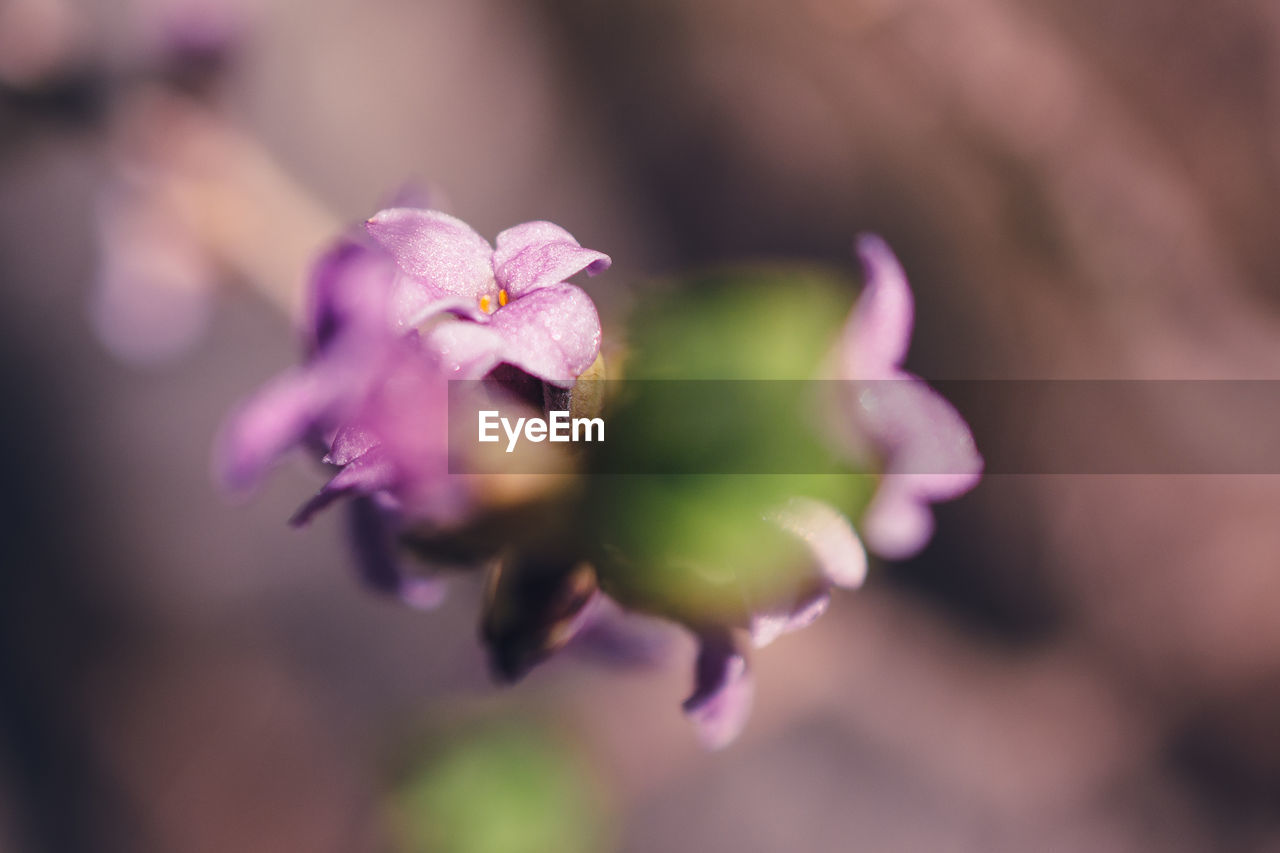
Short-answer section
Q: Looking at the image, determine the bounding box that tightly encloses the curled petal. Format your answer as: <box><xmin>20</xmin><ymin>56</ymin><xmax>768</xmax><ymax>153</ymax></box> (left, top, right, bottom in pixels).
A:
<box><xmin>855</xmin><ymin>379</ymin><xmax>981</xmax><ymax>490</ymax></box>
<box><xmin>390</xmin><ymin>283</ymin><xmax>479</xmax><ymax>329</ymax></box>
<box><xmin>682</xmin><ymin>630</ymin><xmax>754</xmax><ymax>749</ymax></box>
<box><xmin>841</xmin><ymin>234</ymin><xmax>915</xmax><ymax>377</ymax></box>
<box><xmin>347</xmin><ymin>497</ymin><xmax>445</xmax><ymax>609</ymax></box>
<box><xmin>492</xmin><ymin>220</ymin><xmax>611</xmax><ymax>299</ymax></box>
<box><xmin>389</xmin><ymin>270</ymin><xmax>494</xmax><ymax>329</ymax></box>
<box><xmin>835</xmin><ymin>235</ymin><xmax>982</xmax><ymax>559</ymax></box>
<box><xmin>215</xmin><ymin>367</ymin><xmax>336</xmax><ymax>492</ymax></box>
<box><xmin>855</xmin><ymin>378</ymin><xmax>983</xmax><ymax>558</ymax></box>
<box><xmin>290</xmin><ymin>446</ymin><xmax>397</xmax><ymax>526</ymax></box>
<box><xmin>769</xmin><ymin>497</ymin><xmax>867</xmax><ymax>589</ymax></box>
<box><xmin>489</xmin><ymin>283</ymin><xmax>602</xmax><ymax>387</ymax></box>
<box><xmin>567</xmin><ymin>593</ymin><xmax>674</xmax><ymax>666</ymax></box>
<box><xmin>749</xmin><ymin>588</ymin><xmax>830</xmax><ymax>649</ymax></box>
<box><xmin>748</xmin><ymin>498</ymin><xmax>864</xmax><ymax>648</ymax></box>
<box><xmin>326</xmin><ymin>423</ymin><xmax>379</xmax><ymax>467</ymax></box>
<box><xmin>861</xmin><ymin>484</ymin><xmax>936</xmax><ymax>559</ymax></box>
<box><xmin>365</xmin><ymin>208</ymin><xmax>493</xmax><ymax>300</ymax></box>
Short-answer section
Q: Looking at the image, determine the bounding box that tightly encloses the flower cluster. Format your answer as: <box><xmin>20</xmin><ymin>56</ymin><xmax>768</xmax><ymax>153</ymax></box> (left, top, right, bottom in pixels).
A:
<box><xmin>218</xmin><ymin>207</ymin><xmax>981</xmax><ymax>748</ymax></box>
<box><xmin>218</xmin><ymin>209</ymin><xmax>610</xmax><ymax>603</ymax></box>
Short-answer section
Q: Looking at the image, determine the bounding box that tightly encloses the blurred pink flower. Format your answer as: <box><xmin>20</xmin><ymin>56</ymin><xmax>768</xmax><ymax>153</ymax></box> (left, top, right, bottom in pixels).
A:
<box><xmin>215</xmin><ymin>238</ymin><xmax>461</xmax><ymax>606</ymax></box>
<box><xmin>837</xmin><ymin>234</ymin><xmax>983</xmax><ymax>558</ymax></box>
<box><xmin>684</xmin><ymin>236</ymin><xmax>982</xmax><ymax>746</ymax></box>
<box><xmin>91</xmin><ymin>184</ymin><xmax>216</xmax><ymax>365</ymax></box>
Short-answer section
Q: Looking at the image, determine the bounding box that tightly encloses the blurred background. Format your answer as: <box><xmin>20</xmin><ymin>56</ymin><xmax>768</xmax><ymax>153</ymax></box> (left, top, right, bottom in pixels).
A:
<box><xmin>3</xmin><ymin>0</ymin><xmax>1280</xmax><ymax>850</ymax></box>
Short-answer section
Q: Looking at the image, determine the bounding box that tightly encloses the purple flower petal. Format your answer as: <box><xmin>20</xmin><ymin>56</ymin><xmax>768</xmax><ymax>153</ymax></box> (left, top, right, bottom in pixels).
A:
<box><xmin>860</xmin><ymin>484</ymin><xmax>936</xmax><ymax>560</ymax></box>
<box><xmin>326</xmin><ymin>423</ymin><xmax>379</xmax><ymax>467</ymax></box>
<box><xmin>835</xmin><ymin>236</ymin><xmax>983</xmax><ymax>559</ymax></box>
<box><xmin>749</xmin><ymin>588</ymin><xmax>830</xmax><ymax>649</ymax></box>
<box><xmin>388</xmin><ymin>274</ymin><xmax>483</xmax><ymax>330</ymax></box>
<box><xmin>854</xmin><ymin>378</ymin><xmax>983</xmax><ymax>557</ymax></box>
<box><xmin>365</xmin><ymin>208</ymin><xmax>493</xmax><ymax>301</ymax></box>
<box><xmin>567</xmin><ymin>592</ymin><xmax>674</xmax><ymax>666</ymax></box>
<box><xmin>217</xmin><ymin>236</ymin><xmax>409</xmax><ymax>496</ymax></box>
<box><xmin>340</xmin><ymin>345</ymin><xmax>468</xmax><ymax>523</ymax></box>
<box><xmin>291</xmin><ymin>446</ymin><xmax>397</xmax><ymax>526</ymax></box>
<box><xmin>347</xmin><ymin>497</ymin><xmax>445</xmax><ymax>610</ymax></box>
<box><xmin>423</xmin><ymin>320</ymin><xmax>504</xmax><ymax>380</ymax></box>
<box><xmin>488</xmin><ymin>283</ymin><xmax>602</xmax><ymax>386</ymax></box>
<box><xmin>215</xmin><ymin>366</ymin><xmax>337</xmax><ymax>492</ymax></box>
<box><xmin>306</xmin><ymin>240</ymin><xmax>395</xmax><ymax>353</ymax></box>
<box><xmin>492</xmin><ymin>221</ymin><xmax>611</xmax><ymax>299</ymax></box>
<box><xmin>682</xmin><ymin>630</ymin><xmax>754</xmax><ymax>749</ymax></box>
<box><xmin>843</xmin><ymin>233</ymin><xmax>915</xmax><ymax>377</ymax></box>
<box><xmin>859</xmin><ymin>380</ymin><xmax>982</xmax><ymax>488</ymax></box>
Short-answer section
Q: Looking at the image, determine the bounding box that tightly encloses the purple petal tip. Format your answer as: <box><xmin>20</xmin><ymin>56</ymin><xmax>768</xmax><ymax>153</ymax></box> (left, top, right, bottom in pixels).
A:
<box><xmin>683</xmin><ymin>634</ymin><xmax>755</xmax><ymax>749</ymax></box>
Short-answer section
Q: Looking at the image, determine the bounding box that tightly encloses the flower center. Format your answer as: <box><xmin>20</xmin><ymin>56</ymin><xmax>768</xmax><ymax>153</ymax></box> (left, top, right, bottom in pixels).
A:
<box><xmin>478</xmin><ymin>289</ymin><xmax>510</xmax><ymax>315</ymax></box>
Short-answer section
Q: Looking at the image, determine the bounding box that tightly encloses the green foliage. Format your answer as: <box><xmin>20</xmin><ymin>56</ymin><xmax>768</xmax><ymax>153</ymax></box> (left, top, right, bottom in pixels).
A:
<box><xmin>392</xmin><ymin>724</ymin><xmax>609</xmax><ymax>853</ymax></box>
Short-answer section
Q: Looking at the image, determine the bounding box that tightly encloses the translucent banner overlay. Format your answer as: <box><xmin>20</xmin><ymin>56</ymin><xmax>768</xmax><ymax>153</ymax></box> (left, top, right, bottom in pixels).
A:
<box><xmin>447</xmin><ymin>380</ymin><xmax>1280</xmax><ymax>475</ymax></box>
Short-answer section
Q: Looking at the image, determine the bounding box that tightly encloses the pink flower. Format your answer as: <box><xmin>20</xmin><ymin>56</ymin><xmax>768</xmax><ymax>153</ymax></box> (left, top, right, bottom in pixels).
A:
<box><xmin>216</xmin><ymin>210</ymin><xmax>612</xmax><ymax>606</ymax></box>
<box><xmin>837</xmin><ymin>234</ymin><xmax>983</xmax><ymax>558</ymax></box>
<box><xmin>683</xmin><ymin>235</ymin><xmax>983</xmax><ymax>747</ymax></box>
<box><xmin>365</xmin><ymin>209</ymin><xmax>610</xmax><ymax>387</ymax></box>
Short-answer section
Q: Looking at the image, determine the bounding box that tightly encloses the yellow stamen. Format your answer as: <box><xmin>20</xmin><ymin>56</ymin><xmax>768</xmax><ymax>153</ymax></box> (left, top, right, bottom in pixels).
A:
<box><xmin>479</xmin><ymin>294</ymin><xmax>492</xmax><ymax>314</ymax></box>
<box><xmin>498</xmin><ymin>288</ymin><xmax>509</xmax><ymax>307</ymax></box>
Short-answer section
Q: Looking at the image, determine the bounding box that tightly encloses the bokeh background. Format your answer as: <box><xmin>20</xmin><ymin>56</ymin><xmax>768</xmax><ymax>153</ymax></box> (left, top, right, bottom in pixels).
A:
<box><xmin>4</xmin><ymin>0</ymin><xmax>1280</xmax><ymax>850</ymax></box>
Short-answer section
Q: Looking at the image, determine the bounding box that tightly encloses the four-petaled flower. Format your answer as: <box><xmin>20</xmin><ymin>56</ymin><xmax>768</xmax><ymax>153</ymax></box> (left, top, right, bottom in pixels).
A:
<box><xmin>365</xmin><ymin>209</ymin><xmax>610</xmax><ymax>386</ymax></box>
